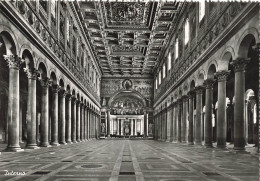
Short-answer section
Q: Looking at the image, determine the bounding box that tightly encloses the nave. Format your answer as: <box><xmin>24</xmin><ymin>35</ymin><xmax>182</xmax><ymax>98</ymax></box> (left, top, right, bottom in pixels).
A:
<box><xmin>0</xmin><ymin>140</ymin><xmax>258</xmax><ymax>181</ymax></box>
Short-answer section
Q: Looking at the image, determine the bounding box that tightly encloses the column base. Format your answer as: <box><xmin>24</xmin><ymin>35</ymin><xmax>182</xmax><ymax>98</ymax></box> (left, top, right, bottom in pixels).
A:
<box><xmin>233</xmin><ymin>146</ymin><xmax>245</xmax><ymax>151</ymax></box>
<box><xmin>26</xmin><ymin>144</ymin><xmax>40</xmax><ymax>149</ymax></box>
<box><xmin>40</xmin><ymin>142</ymin><xmax>51</xmax><ymax>147</ymax></box>
<box><xmin>51</xmin><ymin>142</ymin><xmax>60</xmax><ymax>146</ymax></box>
<box><xmin>204</xmin><ymin>144</ymin><xmax>213</xmax><ymax>148</ymax></box>
<box><xmin>59</xmin><ymin>142</ymin><xmax>67</xmax><ymax>145</ymax></box>
<box><xmin>216</xmin><ymin>145</ymin><xmax>227</xmax><ymax>149</ymax></box>
<box><xmin>73</xmin><ymin>140</ymin><xmax>78</xmax><ymax>143</ymax></box>
<box><xmin>188</xmin><ymin>142</ymin><xmax>194</xmax><ymax>145</ymax></box>
<box><xmin>66</xmin><ymin>140</ymin><xmax>72</xmax><ymax>144</ymax></box>
<box><xmin>6</xmin><ymin>146</ymin><xmax>24</xmax><ymax>152</ymax></box>
<box><xmin>77</xmin><ymin>140</ymin><xmax>81</xmax><ymax>142</ymax></box>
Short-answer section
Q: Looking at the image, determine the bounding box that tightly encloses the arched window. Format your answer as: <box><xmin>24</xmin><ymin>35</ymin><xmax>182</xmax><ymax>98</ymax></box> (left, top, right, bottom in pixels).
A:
<box><xmin>184</xmin><ymin>18</ymin><xmax>189</xmax><ymax>45</ymax></box>
<box><xmin>199</xmin><ymin>1</ymin><xmax>205</xmax><ymax>22</ymax></box>
<box><xmin>168</xmin><ymin>53</ymin><xmax>171</xmax><ymax>70</ymax></box>
<box><xmin>163</xmin><ymin>63</ymin><xmax>166</xmax><ymax>78</ymax></box>
<box><xmin>175</xmin><ymin>38</ymin><xmax>178</xmax><ymax>60</ymax></box>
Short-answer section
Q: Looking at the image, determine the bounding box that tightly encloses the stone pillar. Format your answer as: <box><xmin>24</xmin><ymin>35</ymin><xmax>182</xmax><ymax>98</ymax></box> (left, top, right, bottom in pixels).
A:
<box><xmin>84</xmin><ymin>105</ymin><xmax>88</xmax><ymax>141</ymax></box>
<box><xmin>59</xmin><ymin>89</ymin><xmax>67</xmax><ymax>144</ymax></box>
<box><xmin>66</xmin><ymin>94</ymin><xmax>72</xmax><ymax>144</ymax></box>
<box><xmin>215</xmin><ymin>70</ymin><xmax>230</xmax><ymax>148</ymax></box>
<box><xmin>173</xmin><ymin>102</ymin><xmax>177</xmax><ymax>142</ymax></box>
<box><xmin>25</xmin><ymin>68</ymin><xmax>39</xmax><ymax>149</ymax></box>
<box><xmin>50</xmin><ymin>84</ymin><xmax>60</xmax><ymax>146</ymax></box>
<box><xmin>81</xmin><ymin>102</ymin><xmax>84</xmax><ymax>141</ymax></box>
<box><xmin>231</xmin><ymin>59</ymin><xmax>249</xmax><ymax>150</ymax></box>
<box><xmin>195</xmin><ymin>86</ymin><xmax>204</xmax><ymax>145</ymax></box>
<box><xmin>86</xmin><ymin>107</ymin><xmax>89</xmax><ymax>140</ymax></box>
<box><xmin>4</xmin><ymin>55</ymin><xmax>23</xmax><ymax>151</ymax></box>
<box><xmin>131</xmin><ymin>119</ymin><xmax>133</xmax><ymax>135</ymax></box>
<box><xmin>144</xmin><ymin>111</ymin><xmax>147</xmax><ymax>138</ymax></box>
<box><xmin>76</xmin><ymin>100</ymin><xmax>81</xmax><ymax>142</ymax></box>
<box><xmin>169</xmin><ymin>103</ymin><xmax>174</xmax><ymax>142</ymax></box>
<box><xmin>182</xmin><ymin>95</ymin><xmax>188</xmax><ymax>143</ymax></box>
<box><xmin>107</xmin><ymin>110</ymin><xmax>110</xmax><ymax>137</ymax></box>
<box><xmin>204</xmin><ymin>79</ymin><xmax>215</xmax><ymax>147</ymax></box>
<box><xmin>188</xmin><ymin>91</ymin><xmax>194</xmax><ymax>145</ymax></box>
<box><xmin>39</xmin><ymin>78</ymin><xmax>52</xmax><ymax>147</ymax></box>
<box><xmin>177</xmin><ymin>99</ymin><xmax>182</xmax><ymax>142</ymax></box>
<box><xmin>71</xmin><ymin>96</ymin><xmax>77</xmax><ymax>143</ymax></box>
<box><xmin>121</xmin><ymin>119</ymin><xmax>124</xmax><ymax>135</ymax></box>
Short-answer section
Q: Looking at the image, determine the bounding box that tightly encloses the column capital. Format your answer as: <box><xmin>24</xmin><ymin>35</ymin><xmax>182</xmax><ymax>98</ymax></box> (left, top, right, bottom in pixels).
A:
<box><xmin>3</xmin><ymin>54</ymin><xmax>23</xmax><ymax>69</ymax></box>
<box><xmin>214</xmin><ymin>70</ymin><xmax>230</xmax><ymax>81</ymax></box>
<box><xmin>52</xmin><ymin>84</ymin><xmax>61</xmax><ymax>93</ymax></box>
<box><xmin>40</xmin><ymin>78</ymin><xmax>52</xmax><ymax>87</ymax></box>
<box><xmin>203</xmin><ymin>78</ymin><xmax>216</xmax><ymax>88</ymax></box>
<box><xmin>182</xmin><ymin>95</ymin><xmax>189</xmax><ymax>102</ymax></box>
<box><xmin>230</xmin><ymin>58</ymin><xmax>250</xmax><ymax>72</ymax></box>
<box><xmin>24</xmin><ymin>68</ymin><xmax>40</xmax><ymax>80</ymax></box>
<box><xmin>59</xmin><ymin>89</ymin><xmax>67</xmax><ymax>98</ymax></box>
<box><xmin>187</xmin><ymin>90</ymin><xmax>195</xmax><ymax>98</ymax></box>
<box><xmin>66</xmin><ymin>93</ymin><xmax>72</xmax><ymax>100</ymax></box>
<box><xmin>71</xmin><ymin>95</ymin><xmax>77</xmax><ymax>103</ymax></box>
<box><xmin>177</xmin><ymin>98</ymin><xmax>182</xmax><ymax>105</ymax></box>
<box><xmin>194</xmin><ymin>86</ymin><xmax>204</xmax><ymax>94</ymax></box>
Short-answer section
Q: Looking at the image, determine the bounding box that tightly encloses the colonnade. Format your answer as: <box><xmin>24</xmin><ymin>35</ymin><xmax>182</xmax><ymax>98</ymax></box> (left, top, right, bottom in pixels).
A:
<box><xmin>154</xmin><ymin>59</ymin><xmax>255</xmax><ymax>150</ymax></box>
<box><xmin>3</xmin><ymin>55</ymin><xmax>100</xmax><ymax>152</ymax></box>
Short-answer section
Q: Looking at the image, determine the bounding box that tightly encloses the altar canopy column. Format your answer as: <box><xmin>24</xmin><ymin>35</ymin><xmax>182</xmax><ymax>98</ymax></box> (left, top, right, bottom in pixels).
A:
<box><xmin>25</xmin><ymin>68</ymin><xmax>39</xmax><ymax>149</ymax></box>
<box><xmin>4</xmin><ymin>55</ymin><xmax>23</xmax><ymax>151</ymax></box>
<box><xmin>182</xmin><ymin>95</ymin><xmax>188</xmax><ymax>143</ymax></box>
<box><xmin>39</xmin><ymin>78</ymin><xmax>52</xmax><ymax>147</ymax></box>
<box><xmin>231</xmin><ymin>59</ymin><xmax>250</xmax><ymax>150</ymax></box>
<box><xmin>107</xmin><ymin>110</ymin><xmax>110</xmax><ymax>137</ymax></box>
<box><xmin>215</xmin><ymin>70</ymin><xmax>230</xmax><ymax>148</ymax></box>
<box><xmin>195</xmin><ymin>86</ymin><xmax>204</xmax><ymax>145</ymax></box>
<box><xmin>204</xmin><ymin>79</ymin><xmax>215</xmax><ymax>147</ymax></box>
<box><xmin>144</xmin><ymin>111</ymin><xmax>148</xmax><ymax>138</ymax></box>
<box><xmin>188</xmin><ymin>91</ymin><xmax>194</xmax><ymax>145</ymax></box>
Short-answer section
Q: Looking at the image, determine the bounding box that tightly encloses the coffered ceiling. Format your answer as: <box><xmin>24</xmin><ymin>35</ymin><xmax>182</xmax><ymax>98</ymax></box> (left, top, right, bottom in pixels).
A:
<box><xmin>75</xmin><ymin>1</ymin><xmax>184</xmax><ymax>77</ymax></box>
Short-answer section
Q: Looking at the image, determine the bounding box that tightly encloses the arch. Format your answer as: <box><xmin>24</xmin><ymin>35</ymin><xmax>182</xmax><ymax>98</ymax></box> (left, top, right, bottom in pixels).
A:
<box><xmin>245</xmin><ymin>89</ymin><xmax>255</xmax><ymax>101</ymax></box>
<box><xmin>236</xmin><ymin>27</ymin><xmax>259</xmax><ymax>59</ymax></box>
<box><xmin>66</xmin><ymin>84</ymin><xmax>71</xmax><ymax>94</ymax></box>
<box><xmin>108</xmin><ymin>89</ymin><xmax>147</xmax><ymax>107</ymax></box>
<box><xmin>50</xmin><ymin>71</ymin><xmax>57</xmax><ymax>85</ymax></box>
<box><xmin>189</xmin><ymin>77</ymin><xmax>196</xmax><ymax>91</ymax></box>
<box><xmin>219</xmin><ymin>47</ymin><xmax>235</xmax><ymax>71</ymax></box>
<box><xmin>72</xmin><ymin>89</ymin><xmax>76</xmax><ymax>96</ymax></box>
<box><xmin>0</xmin><ymin>28</ymin><xmax>19</xmax><ymax>55</ymax></box>
<box><xmin>207</xmin><ymin>63</ymin><xmax>217</xmax><ymax>79</ymax></box>
<box><xmin>21</xmin><ymin>49</ymin><xmax>35</xmax><ymax>69</ymax></box>
<box><xmin>196</xmin><ymin>69</ymin><xmax>206</xmax><ymax>86</ymax></box>
<box><xmin>38</xmin><ymin>62</ymin><xmax>48</xmax><ymax>79</ymax></box>
<box><xmin>59</xmin><ymin>78</ymin><xmax>65</xmax><ymax>89</ymax></box>
<box><xmin>37</xmin><ymin>59</ymin><xmax>49</xmax><ymax>77</ymax></box>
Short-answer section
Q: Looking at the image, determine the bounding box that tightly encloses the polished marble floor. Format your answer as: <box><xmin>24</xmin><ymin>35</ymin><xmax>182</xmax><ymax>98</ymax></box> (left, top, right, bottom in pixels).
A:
<box><xmin>0</xmin><ymin>140</ymin><xmax>258</xmax><ymax>181</ymax></box>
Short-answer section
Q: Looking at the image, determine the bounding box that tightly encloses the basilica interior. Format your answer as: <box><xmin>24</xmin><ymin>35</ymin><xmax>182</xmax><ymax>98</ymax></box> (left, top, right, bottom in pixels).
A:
<box><xmin>0</xmin><ymin>1</ymin><xmax>259</xmax><ymax>180</ymax></box>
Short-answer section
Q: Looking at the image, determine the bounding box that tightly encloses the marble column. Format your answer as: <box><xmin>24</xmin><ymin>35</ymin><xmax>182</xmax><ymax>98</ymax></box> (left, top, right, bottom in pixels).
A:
<box><xmin>182</xmin><ymin>95</ymin><xmax>188</xmax><ymax>143</ymax></box>
<box><xmin>50</xmin><ymin>84</ymin><xmax>60</xmax><ymax>146</ymax></box>
<box><xmin>173</xmin><ymin>102</ymin><xmax>178</xmax><ymax>142</ymax></box>
<box><xmin>39</xmin><ymin>78</ymin><xmax>52</xmax><ymax>147</ymax></box>
<box><xmin>131</xmin><ymin>119</ymin><xmax>133</xmax><ymax>135</ymax></box>
<box><xmin>195</xmin><ymin>86</ymin><xmax>204</xmax><ymax>145</ymax></box>
<box><xmin>4</xmin><ymin>55</ymin><xmax>23</xmax><ymax>151</ymax></box>
<box><xmin>144</xmin><ymin>111</ymin><xmax>147</xmax><ymax>138</ymax></box>
<box><xmin>76</xmin><ymin>100</ymin><xmax>81</xmax><ymax>142</ymax></box>
<box><xmin>204</xmin><ymin>79</ymin><xmax>215</xmax><ymax>147</ymax></box>
<box><xmin>231</xmin><ymin>59</ymin><xmax>250</xmax><ymax>150</ymax></box>
<box><xmin>188</xmin><ymin>91</ymin><xmax>194</xmax><ymax>145</ymax></box>
<box><xmin>66</xmin><ymin>94</ymin><xmax>72</xmax><ymax>144</ymax></box>
<box><xmin>86</xmin><ymin>107</ymin><xmax>90</xmax><ymax>140</ymax></box>
<box><xmin>84</xmin><ymin>105</ymin><xmax>88</xmax><ymax>141</ymax></box>
<box><xmin>25</xmin><ymin>68</ymin><xmax>39</xmax><ymax>149</ymax></box>
<box><xmin>177</xmin><ymin>99</ymin><xmax>182</xmax><ymax>142</ymax></box>
<box><xmin>215</xmin><ymin>70</ymin><xmax>230</xmax><ymax>148</ymax></box>
<box><xmin>170</xmin><ymin>103</ymin><xmax>174</xmax><ymax>142</ymax></box>
<box><xmin>71</xmin><ymin>96</ymin><xmax>77</xmax><ymax>143</ymax></box>
<box><xmin>107</xmin><ymin>110</ymin><xmax>110</xmax><ymax>137</ymax></box>
<box><xmin>59</xmin><ymin>89</ymin><xmax>67</xmax><ymax>144</ymax></box>
<box><xmin>80</xmin><ymin>102</ymin><xmax>84</xmax><ymax>141</ymax></box>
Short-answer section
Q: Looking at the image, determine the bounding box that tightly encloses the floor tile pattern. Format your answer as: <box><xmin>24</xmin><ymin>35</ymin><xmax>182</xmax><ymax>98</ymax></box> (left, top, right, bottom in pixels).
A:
<box><xmin>0</xmin><ymin>140</ymin><xmax>258</xmax><ymax>181</ymax></box>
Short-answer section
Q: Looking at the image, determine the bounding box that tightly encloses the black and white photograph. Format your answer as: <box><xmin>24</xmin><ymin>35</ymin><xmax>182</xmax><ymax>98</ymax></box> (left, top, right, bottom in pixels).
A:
<box><xmin>0</xmin><ymin>0</ymin><xmax>259</xmax><ymax>180</ymax></box>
